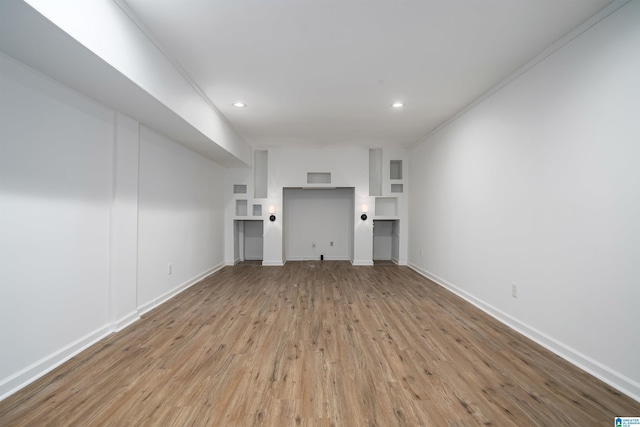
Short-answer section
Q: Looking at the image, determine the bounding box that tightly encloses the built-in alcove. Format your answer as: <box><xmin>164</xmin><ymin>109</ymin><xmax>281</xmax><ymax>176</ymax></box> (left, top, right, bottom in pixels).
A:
<box><xmin>307</xmin><ymin>172</ymin><xmax>331</xmax><ymax>184</ymax></box>
<box><xmin>283</xmin><ymin>188</ymin><xmax>354</xmax><ymax>261</ymax></box>
<box><xmin>369</xmin><ymin>149</ymin><xmax>382</xmax><ymax>196</ymax></box>
<box><xmin>233</xmin><ymin>184</ymin><xmax>247</xmax><ymax>194</ymax></box>
<box><xmin>375</xmin><ymin>197</ymin><xmax>398</xmax><ymax>217</ymax></box>
<box><xmin>235</xmin><ymin>199</ymin><xmax>247</xmax><ymax>216</ymax></box>
<box><xmin>390</xmin><ymin>160</ymin><xmax>403</xmax><ymax>180</ymax></box>
<box><xmin>391</xmin><ymin>184</ymin><xmax>403</xmax><ymax>193</ymax></box>
<box><xmin>373</xmin><ymin>220</ymin><xmax>400</xmax><ymax>263</ymax></box>
<box><xmin>234</xmin><ymin>220</ymin><xmax>264</xmax><ymax>263</ymax></box>
<box><xmin>254</xmin><ymin>150</ymin><xmax>268</xmax><ymax>198</ymax></box>
<box><xmin>252</xmin><ymin>204</ymin><xmax>262</xmax><ymax>217</ymax></box>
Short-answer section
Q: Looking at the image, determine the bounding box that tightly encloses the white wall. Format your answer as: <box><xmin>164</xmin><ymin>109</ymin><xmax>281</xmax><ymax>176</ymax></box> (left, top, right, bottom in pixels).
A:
<box><xmin>284</xmin><ymin>189</ymin><xmax>354</xmax><ymax>261</ymax></box>
<box><xmin>137</xmin><ymin>126</ymin><xmax>225</xmax><ymax>313</ymax></box>
<box><xmin>0</xmin><ymin>53</ymin><xmax>114</xmax><ymax>396</ymax></box>
<box><xmin>408</xmin><ymin>1</ymin><xmax>640</xmax><ymax>400</ymax></box>
<box><xmin>0</xmin><ymin>52</ymin><xmax>227</xmax><ymax>400</ymax></box>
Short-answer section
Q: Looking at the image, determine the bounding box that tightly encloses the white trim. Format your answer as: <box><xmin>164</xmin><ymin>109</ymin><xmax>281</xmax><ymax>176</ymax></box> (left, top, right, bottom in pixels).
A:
<box><xmin>410</xmin><ymin>0</ymin><xmax>631</xmax><ymax>148</ymax></box>
<box><xmin>111</xmin><ymin>311</ymin><xmax>140</xmax><ymax>332</ymax></box>
<box><xmin>137</xmin><ymin>263</ymin><xmax>225</xmax><ymax>315</ymax></box>
<box><xmin>352</xmin><ymin>260</ymin><xmax>374</xmax><ymax>266</ymax></box>
<box><xmin>0</xmin><ymin>325</ymin><xmax>111</xmax><ymax>401</ymax></box>
<box><xmin>0</xmin><ymin>263</ymin><xmax>227</xmax><ymax>402</ymax></box>
<box><xmin>285</xmin><ymin>256</ymin><xmax>350</xmax><ymax>261</ymax></box>
<box><xmin>111</xmin><ymin>0</ymin><xmax>243</xmax><ymax>138</ymax></box>
<box><xmin>408</xmin><ymin>263</ymin><xmax>640</xmax><ymax>403</ymax></box>
<box><xmin>262</xmin><ymin>261</ymin><xmax>285</xmax><ymax>266</ymax></box>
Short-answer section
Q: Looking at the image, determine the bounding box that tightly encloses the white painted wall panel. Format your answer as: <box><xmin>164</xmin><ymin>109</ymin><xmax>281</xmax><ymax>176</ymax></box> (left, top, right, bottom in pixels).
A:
<box><xmin>408</xmin><ymin>1</ymin><xmax>640</xmax><ymax>400</ymax></box>
<box><xmin>137</xmin><ymin>126</ymin><xmax>225</xmax><ymax>311</ymax></box>
<box><xmin>0</xmin><ymin>53</ymin><xmax>113</xmax><ymax>393</ymax></box>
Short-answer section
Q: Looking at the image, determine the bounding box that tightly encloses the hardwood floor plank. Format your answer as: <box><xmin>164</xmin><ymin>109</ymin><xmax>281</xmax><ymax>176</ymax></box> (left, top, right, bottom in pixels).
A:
<box><xmin>1</xmin><ymin>261</ymin><xmax>638</xmax><ymax>426</ymax></box>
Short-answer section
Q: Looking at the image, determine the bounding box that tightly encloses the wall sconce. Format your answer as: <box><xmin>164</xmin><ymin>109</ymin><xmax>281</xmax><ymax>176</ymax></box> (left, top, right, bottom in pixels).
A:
<box><xmin>361</xmin><ymin>204</ymin><xmax>368</xmax><ymax>221</ymax></box>
<box><xmin>269</xmin><ymin>205</ymin><xmax>276</xmax><ymax>222</ymax></box>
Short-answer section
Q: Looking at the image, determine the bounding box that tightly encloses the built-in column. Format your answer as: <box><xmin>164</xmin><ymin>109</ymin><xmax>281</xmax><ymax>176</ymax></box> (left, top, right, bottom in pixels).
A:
<box><xmin>108</xmin><ymin>112</ymin><xmax>140</xmax><ymax>330</ymax></box>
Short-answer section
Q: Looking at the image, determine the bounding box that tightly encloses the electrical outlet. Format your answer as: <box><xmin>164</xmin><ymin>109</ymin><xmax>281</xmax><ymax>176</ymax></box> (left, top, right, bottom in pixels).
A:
<box><xmin>512</xmin><ymin>283</ymin><xmax>518</xmax><ymax>299</ymax></box>
<box><xmin>330</xmin><ymin>241</ymin><xmax>334</xmax><ymax>246</ymax></box>
<box><xmin>168</xmin><ymin>263</ymin><xmax>173</xmax><ymax>275</ymax></box>
<box><xmin>312</xmin><ymin>242</ymin><xmax>316</xmax><ymax>248</ymax></box>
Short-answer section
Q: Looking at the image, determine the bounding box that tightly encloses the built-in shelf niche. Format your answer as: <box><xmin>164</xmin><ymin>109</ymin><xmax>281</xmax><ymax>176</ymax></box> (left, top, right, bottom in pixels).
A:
<box><xmin>391</xmin><ymin>184</ymin><xmax>403</xmax><ymax>193</ymax></box>
<box><xmin>390</xmin><ymin>160</ymin><xmax>403</xmax><ymax>180</ymax></box>
<box><xmin>375</xmin><ymin>197</ymin><xmax>398</xmax><ymax>216</ymax></box>
<box><xmin>307</xmin><ymin>172</ymin><xmax>331</xmax><ymax>184</ymax></box>
<box><xmin>236</xmin><ymin>200</ymin><xmax>248</xmax><ymax>216</ymax></box>
<box><xmin>369</xmin><ymin>149</ymin><xmax>382</xmax><ymax>196</ymax></box>
<box><xmin>252</xmin><ymin>204</ymin><xmax>262</xmax><ymax>217</ymax></box>
<box><xmin>233</xmin><ymin>184</ymin><xmax>247</xmax><ymax>194</ymax></box>
<box><xmin>254</xmin><ymin>150</ymin><xmax>268</xmax><ymax>198</ymax></box>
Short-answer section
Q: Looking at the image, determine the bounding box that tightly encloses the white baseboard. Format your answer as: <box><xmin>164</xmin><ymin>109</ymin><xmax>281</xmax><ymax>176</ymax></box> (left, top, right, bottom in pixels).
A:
<box><xmin>391</xmin><ymin>257</ymin><xmax>408</xmax><ymax>266</ymax></box>
<box><xmin>352</xmin><ymin>260</ymin><xmax>374</xmax><ymax>266</ymax></box>
<box><xmin>0</xmin><ymin>263</ymin><xmax>228</xmax><ymax>402</ymax></box>
<box><xmin>0</xmin><ymin>325</ymin><xmax>112</xmax><ymax>401</ymax></box>
<box><xmin>261</xmin><ymin>260</ymin><xmax>284</xmax><ymax>266</ymax></box>
<box><xmin>286</xmin><ymin>256</ymin><xmax>350</xmax><ymax>261</ymax></box>
<box><xmin>111</xmin><ymin>311</ymin><xmax>140</xmax><ymax>332</ymax></box>
<box><xmin>137</xmin><ymin>262</ymin><xmax>225</xmax><ymax>316</ymax></box>
<box><xmin>408</xmin><ymin>263</ymin><xmax>640</xmax><ymax>403</ymax></box>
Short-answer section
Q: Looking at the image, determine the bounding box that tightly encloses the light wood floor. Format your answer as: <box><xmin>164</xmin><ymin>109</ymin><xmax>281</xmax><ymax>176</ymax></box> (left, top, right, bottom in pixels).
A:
<box><xmin>1</xmin><ymin>261</ymin><xmax>638</xmax><ymax>426</ymax></box>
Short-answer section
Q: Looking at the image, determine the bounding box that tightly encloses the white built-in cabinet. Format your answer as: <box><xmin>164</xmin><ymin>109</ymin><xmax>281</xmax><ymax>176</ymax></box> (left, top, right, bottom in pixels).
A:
<box><xmin>230</xmin><ymin>150</ymin><xmax>269</xmax><ymax>263</ymax></box>
<box><xmin>369</xmin><ymin>149</ymin><xmax>406</xmax><ymax>263</ymax></box>
<box><xmin>369</xmin><ymin>149</ymin><xmax>404</xmax><ymax>218</ymax></box>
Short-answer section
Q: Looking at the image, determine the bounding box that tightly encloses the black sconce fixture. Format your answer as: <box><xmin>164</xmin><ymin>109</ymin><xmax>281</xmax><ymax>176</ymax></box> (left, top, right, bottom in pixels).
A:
<box><xmin>269</xmin><ymin>205</ymin><xmax>276</xmax><ymax>222</ymax></box>
<box><xmin>361</xmin><ymin>204</ymin><xmax>368</xmax><ymax>221</ymax></box>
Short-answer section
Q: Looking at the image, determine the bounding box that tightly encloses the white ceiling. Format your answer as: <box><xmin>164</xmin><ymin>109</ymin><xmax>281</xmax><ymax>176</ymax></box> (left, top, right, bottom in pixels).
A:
<box><xmin>122</xmin><ymin>0</ymin><xmax>613</xmax><ymax>149</ymax></box>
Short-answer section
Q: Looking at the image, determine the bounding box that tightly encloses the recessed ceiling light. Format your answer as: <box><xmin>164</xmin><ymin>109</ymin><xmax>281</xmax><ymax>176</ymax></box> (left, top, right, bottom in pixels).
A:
<box><xmin>391</xmin><ymin>102</ymin><xmax>404</xmax><ymax>108</ymax></box>
<box><xmin>232</xmin><ymin>102</ymin><xmax>246</xmax><ymax>108</ymax></box>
